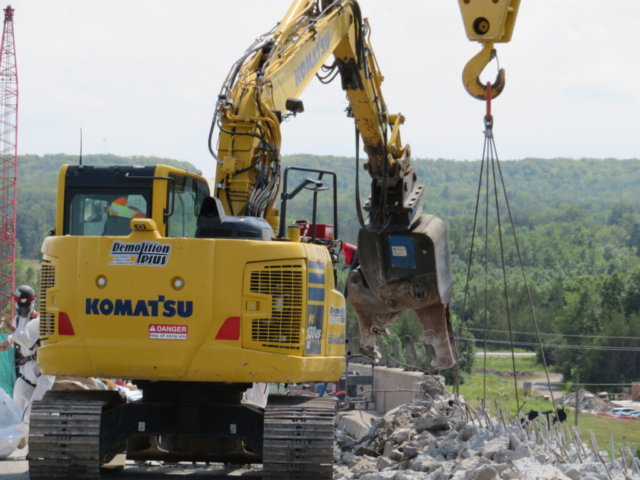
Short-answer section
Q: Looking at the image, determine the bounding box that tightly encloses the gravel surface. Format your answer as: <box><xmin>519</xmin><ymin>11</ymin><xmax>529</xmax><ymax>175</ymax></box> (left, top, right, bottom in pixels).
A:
<box><xmin>0</xmin><ymin>449</ymin><xmax>263</xmax><ymax>479</ymax></box>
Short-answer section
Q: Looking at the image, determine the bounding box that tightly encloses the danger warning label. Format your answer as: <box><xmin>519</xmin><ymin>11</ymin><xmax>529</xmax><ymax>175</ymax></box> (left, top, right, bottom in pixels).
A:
<box><xmin>149</xmin><ymin>324</ymin><xmax>188</xmax><ymax>340</ymax></box>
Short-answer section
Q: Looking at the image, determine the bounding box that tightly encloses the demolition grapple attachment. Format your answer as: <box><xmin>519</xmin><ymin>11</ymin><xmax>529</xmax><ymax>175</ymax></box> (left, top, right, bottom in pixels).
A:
<box><xmin>348</xmin><ymin>214</ymin><xmax>457</xmax><ymax>370</ymax></box>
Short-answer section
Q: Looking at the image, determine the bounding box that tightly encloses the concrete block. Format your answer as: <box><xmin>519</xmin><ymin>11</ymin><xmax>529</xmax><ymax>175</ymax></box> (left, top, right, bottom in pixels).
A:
<box><xmin>337</xmin><ymin>410</ymin><xmax>383</xmax><ymax>441</ymax></box>
<box><xmin>349</xmin><ymin>364</ymin><xmax>430</xmax><ymax>413</ymax></box>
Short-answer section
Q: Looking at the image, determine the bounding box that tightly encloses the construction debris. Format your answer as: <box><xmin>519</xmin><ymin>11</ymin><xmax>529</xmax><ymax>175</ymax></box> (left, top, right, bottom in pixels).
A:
<box><xmin>557</xmin><ymin>389</ymin><xmax>614</xmax><ymax>413</ymax></box>
<box><xmin>334</xmin><ymin>381</ymin><xmax>639</xmax><ymax>480</ymax></box>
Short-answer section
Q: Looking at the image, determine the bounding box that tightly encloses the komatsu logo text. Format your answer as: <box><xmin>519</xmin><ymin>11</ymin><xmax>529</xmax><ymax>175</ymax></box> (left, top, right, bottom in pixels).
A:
<box><xmin>294</xmin><ymin>32</ymin><xmax>330</xmax><ymax>88</ymax></box>
<box><xmin>110</xmin><ymin>241</ymin><xmax>171</xmax><ymax>266</ymax></box>
<box><xmin>86</xmin><ymin>296</ymin><xmax>193</xmax><ymax>318</ymax></box>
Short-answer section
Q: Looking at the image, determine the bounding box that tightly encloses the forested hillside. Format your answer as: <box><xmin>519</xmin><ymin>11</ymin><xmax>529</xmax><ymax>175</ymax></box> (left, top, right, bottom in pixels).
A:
<box><xmin>15</xmin><ymin>153</ymin><xmax>640</xmax><ymax>388</ymax></box>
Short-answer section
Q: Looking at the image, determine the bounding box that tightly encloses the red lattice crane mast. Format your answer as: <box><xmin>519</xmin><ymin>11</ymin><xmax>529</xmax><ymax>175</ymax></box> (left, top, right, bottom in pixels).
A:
<box><xmin>0</xmin><ymin>5</ymin><xmax>18</xmax><ymax>323</ymax></box>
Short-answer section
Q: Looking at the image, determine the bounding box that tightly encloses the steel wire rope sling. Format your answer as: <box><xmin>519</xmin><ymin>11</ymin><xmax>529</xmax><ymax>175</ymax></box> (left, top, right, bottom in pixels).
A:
<box><xmin>455</xmin><ymin>0</ymin><xmax>561</xmax><ymax>421</ymax></box>
<box><xmin>458</xmin><ymin>83</ymin><xmax>561</xmax><ymax>417</ymax></box>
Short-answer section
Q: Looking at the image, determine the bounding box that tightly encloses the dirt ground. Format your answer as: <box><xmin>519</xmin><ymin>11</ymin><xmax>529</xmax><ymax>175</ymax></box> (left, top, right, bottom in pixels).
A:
<box><xmin>1</xmin><ymin>448</ymin><xmax>263</xmax><ymax>479</ymax></box>
<box><xmin>519</xmin><ymin>372</ymin><xmax>564</xmax><ymax>400</ymax></box>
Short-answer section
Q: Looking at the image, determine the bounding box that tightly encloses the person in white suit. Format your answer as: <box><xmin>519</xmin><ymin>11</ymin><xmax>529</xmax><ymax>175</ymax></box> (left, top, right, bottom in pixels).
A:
<box><xmin>0</xmin><ymin>285</ymin><xmax>55</xmax><ymax>423</ymax></box>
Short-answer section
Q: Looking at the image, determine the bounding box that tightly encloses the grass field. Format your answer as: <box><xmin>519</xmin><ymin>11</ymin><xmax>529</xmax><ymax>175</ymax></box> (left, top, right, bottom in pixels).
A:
<box><xmin>474</xmin><ymin>355</ymin><xmax>540</xmax><ymax>373</ymax></box>
<box><xmin>475</xmin><ymin>347</ymin><xmax>530</xmax><ymax>354</ymax></box>
<box><xmin>569</xmin><ymin>412</ymin><xmax>640</xmax><ymax>458</ymax></box>
<box><xmin>449</xmin><ymin>353</ymin><xmax>640</xmax><ymax>458</ymax></box>
<box><xmin>22</xmin><ymin>259</ymin><xmax>41</xmax><ymax>271</ymax></box>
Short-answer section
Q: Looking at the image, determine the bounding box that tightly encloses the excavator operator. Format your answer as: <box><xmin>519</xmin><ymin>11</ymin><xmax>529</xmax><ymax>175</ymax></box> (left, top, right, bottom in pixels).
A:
<box><xmin>108</xmin><ymin>196</ymin><xmax>145</xmax><ymax>219</ymax></box>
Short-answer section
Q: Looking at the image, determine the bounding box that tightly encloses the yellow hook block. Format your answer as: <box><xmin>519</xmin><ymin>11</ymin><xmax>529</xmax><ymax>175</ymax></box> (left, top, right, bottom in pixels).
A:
<box><xmin>462</xmin><ymin>41</ymin><xmax>503</xmax><ymax>100</ymax></box>
<box><xmin>458</xmin><ymin>0</ymin><xmax>520</xmax><ymax>100</ymax></box>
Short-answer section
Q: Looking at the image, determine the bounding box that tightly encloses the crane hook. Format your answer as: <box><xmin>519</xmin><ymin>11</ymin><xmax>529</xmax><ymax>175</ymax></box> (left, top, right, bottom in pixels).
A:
<box><xmin>462</xmin><ymin>41</ymin><xmax>504</xmax><ymax>101</ymax></box>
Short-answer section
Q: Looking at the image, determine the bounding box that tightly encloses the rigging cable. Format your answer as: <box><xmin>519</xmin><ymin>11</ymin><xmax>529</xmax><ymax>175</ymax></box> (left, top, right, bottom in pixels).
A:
<box><xmin>457</xmin><ymin>135</ymin><xmax>486</xmax><ymax>400</ymax></box>
<box><xmin>463</xmin><ymin>82</ymin><xmax>562</xmax><ymax>415</ymax></box>
<box><xmin>485</xmin><ymin>81</ymin><xmax>557</xmax><ymax>413</ymax></box>
<box><xmin>483</xmin><ymin>121</ymin><xmax>491</xmax><ymax>409</ymax></box>
<box><xmin>485</xmin><ymin>102</ymin><xmax>522</xmax><ymax>413</ymax></box>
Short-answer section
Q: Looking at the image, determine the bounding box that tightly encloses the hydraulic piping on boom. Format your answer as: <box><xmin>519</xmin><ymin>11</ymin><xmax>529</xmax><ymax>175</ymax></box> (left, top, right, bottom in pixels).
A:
<box><xmin>210</xmin><ymin>0</ymin><xmax>459</xmax><ymax>368</ymax></box>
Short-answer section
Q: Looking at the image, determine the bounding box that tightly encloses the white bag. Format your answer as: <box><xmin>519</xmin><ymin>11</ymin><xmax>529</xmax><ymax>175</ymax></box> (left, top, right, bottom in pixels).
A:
<box><xmin>0</xmin><ymin>387</ymin><xmax>27</xmax><ymax>459</ymax></box>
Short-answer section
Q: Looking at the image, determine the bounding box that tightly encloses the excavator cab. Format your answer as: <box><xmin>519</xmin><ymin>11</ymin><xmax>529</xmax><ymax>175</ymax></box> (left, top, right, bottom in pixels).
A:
<box><xmin>58</xmin><ymin>164</ymin><xmax>210</xmax><ymax>238</ymax></box>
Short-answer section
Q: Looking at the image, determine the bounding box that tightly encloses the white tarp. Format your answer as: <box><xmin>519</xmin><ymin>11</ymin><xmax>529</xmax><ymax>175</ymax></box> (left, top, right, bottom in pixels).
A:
<box><xmin>0</xmin><ymin>387</ymin><xmax>27</xmax><ymax>459</ymax></box>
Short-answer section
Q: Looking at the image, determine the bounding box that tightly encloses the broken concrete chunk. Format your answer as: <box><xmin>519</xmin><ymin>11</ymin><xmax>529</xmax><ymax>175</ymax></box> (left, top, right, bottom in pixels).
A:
<box><xmin>388</xmin><ymin>449</ymin><xmax>404</xmax><ymax>461</ymax></box>
<box><xmin>465</xmin><ymin>465</ymin><xmax>498</xmax><ymax>480</ymax></box>
<box><xmin>499</xmin><ymin>470</ymin><xmax>519</xmax><ymax>480</ymax></box>
<box><xmin>351</xmin><ymin>458</ymin><xmax>379</xmax><ymax>478</ymax></box>
<box><xmin>393</xmin><ymin>473</ymin><xmax>418</xmax><ymax>480</ymax></box>
<box><xmin>358</xmin><ymin>473</ymin><xmax>396</xmax><ymax>480</ymax></box>
<box><xmin>382</xmin><ymin>441</ymin><xmax>395</xmax><ymax>458</ymax></box>
<box><xmin>492</xmin><ymin>450</ymin><xmax>516</xmax><ymax>464</ymax></box>
<box><xmin>457</xmin><ymin>423</ymin><xmax>479</xmax><ymax>442</ymax></box>
<box><xmin>519</xmin><ymin>465</ymin><xmax>571</xmax><ymax>480</ymax></box>
<box><xmin>376</xmin><ymin>456</ymin><xmax>397</xmax><ymax>471</ymax></box>
<box><xmin>507</xmin><ymin>432</ymin><xmax>521</xmax><ymax>451</ymax></box>
<box><xmin>480</xmin><ymin>436</ymin><xmax>510</xmax><ymax>460</ymax></box>
<box><xmin>333</xmin><ymin>464</ymin><xmax>352</xmax><ymax>480</ymax></box>
<box><xmin>457</xmin><ymin>445</ymin><xmax>471</xmax><ymax>459</ymax></box>
<box><xmin>414</xmin><ymin>415</ymin><xmax>450</xmax><ymax>433</ymax></box>
<box><xmin>451</xmin><ymin>456</ymin><xmax>492</xmax><ymax>475</ymax></box>
<box><xmin>341</xmin><ymin>450</ymin><xmax>361</xmax><ymax>467</ymax></box>
<box><xmin>466</xmin><ymin>428</ymin><xmax>493</xmax><ymax>451</ymax></box>
<box><xmin>558</xmin><ymin>463</ymin><xmax>609</xmax><ymax>480</ymax></box>
<box><xmin>415</xmin><ymin>430</ymin><xmax>436</xmax><ymax>447</ymax></box>
<box><xmin>355</xmin><ymin>444</ymin><xmax>379</xmax><ymax>457</ymax></box>
<box><xmin>401</xmin><ymin>444</ymin><xmax>421</xmax><ymax>459</ymax></box>
<box><xmin>389</xmin><ymin>427</ymin><xmax>412</xmax><ymax>444</ymax></box>
<box><xmin>454</xmin><ymin>419</ymin><xmax>468</xmax><ymax>432</ymax></box>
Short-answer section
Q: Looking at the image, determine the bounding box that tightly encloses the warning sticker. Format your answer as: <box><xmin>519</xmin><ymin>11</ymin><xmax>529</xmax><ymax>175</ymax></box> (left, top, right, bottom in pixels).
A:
<box><xmin>391</xmin><ymin>246</ymin><xmax>407</xmax><ymax>257</ymax></box>
<box><xmin>149</xmin><ymin>324</ymin><xmax>188</xmax><ymax>340</ymax></box>
<box><xmin>329</xmin><ymin>305</ymin><xmax>346</xmax><ymax>325</ymax></box>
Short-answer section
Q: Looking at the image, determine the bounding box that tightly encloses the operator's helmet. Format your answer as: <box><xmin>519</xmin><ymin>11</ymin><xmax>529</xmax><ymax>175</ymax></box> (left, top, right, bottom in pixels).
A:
<box><xmin>14</xmin><ymin>285</ymin><xmax>36</xmax><ymax>318</ymax></box>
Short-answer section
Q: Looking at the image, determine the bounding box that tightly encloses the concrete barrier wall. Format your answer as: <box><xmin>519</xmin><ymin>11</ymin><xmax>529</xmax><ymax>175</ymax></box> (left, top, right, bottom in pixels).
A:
<box><xmin>349</xmin><ymin>364</ymin><xmax>426</xmax><ymax>413</ymax></box>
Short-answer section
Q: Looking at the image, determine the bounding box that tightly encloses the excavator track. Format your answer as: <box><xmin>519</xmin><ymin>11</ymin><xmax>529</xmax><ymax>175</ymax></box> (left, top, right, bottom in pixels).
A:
<box><xmin>263</xmin><ymin>395</ymin><xmax>337</xmax><ymax>479</ymax></box>
<box><xmin>27</xmin><ymin>390</ymin><xmax>120</xmax><ymax>480</ymax></box>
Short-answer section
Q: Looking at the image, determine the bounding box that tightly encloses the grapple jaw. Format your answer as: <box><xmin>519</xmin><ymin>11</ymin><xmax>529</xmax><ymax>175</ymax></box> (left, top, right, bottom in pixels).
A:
<box><xmin>347</xmin><ymin>214</ymin><xmax>457</xmax><ymax>370</ymax></box>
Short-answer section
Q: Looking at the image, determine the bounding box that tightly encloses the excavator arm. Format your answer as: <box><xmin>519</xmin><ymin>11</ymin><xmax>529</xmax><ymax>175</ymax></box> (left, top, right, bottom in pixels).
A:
<box><xmin>211</xmin><ymin>0</ymin><xmax>407</xmax><ymax>228</ymax></box>
<box><xmin>209</xmin><ymin>0</ymin><xmax>471</xmax><ymax>369</ymax></box>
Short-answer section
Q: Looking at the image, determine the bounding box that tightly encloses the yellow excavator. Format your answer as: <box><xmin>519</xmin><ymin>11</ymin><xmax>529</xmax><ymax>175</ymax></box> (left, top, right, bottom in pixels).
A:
<box><xmin>29</xmin><ymin>0</ymin><xmax>519</xmax><ymax>478</ymax></box>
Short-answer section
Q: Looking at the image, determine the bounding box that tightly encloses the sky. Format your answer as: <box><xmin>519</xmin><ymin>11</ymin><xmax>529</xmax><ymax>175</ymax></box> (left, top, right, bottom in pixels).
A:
<box><xmin>10</xmin><ymin>0</ymin><xmax>640</xmax><ymax>178</ymax></box>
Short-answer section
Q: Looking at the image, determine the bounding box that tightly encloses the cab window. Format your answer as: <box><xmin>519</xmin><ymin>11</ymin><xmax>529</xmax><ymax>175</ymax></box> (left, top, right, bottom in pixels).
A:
<box><xmin>166</xmin><ymin>176</ymin><xmax>209</xmax><ymax>238</ymax></box>
<box><xmin>65</xmin><ymin>188</ymin><xmax>151</xmax><ymax>236</ymax></box>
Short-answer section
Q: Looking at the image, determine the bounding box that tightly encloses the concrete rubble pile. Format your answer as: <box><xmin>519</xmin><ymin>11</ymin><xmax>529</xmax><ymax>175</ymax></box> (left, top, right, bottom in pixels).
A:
<box><xmin>333</xmin><ymin>378</ymin><xmax>640</xmax><ymax>480</ymax></box>
<box><xmin>558</xmin><ymin>389</ymin><xmax>614</xmax><ymax>413</ymax></box>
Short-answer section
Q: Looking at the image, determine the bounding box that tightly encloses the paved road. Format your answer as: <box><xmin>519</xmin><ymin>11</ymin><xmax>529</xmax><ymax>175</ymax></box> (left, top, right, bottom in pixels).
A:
<box><xmin>475</xmin><ymin>352</ymin><xmax>536</xmax><ymax>357</ymax></box>
<box><xmin>1</xmin><ymin>449</ymin><xmax>263</xmax><ymax>479</ymax></box>
<box><xmin>520</xmin><ymin>372</ymin><xmax>564</xmax><ymax>401</ymax></box>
